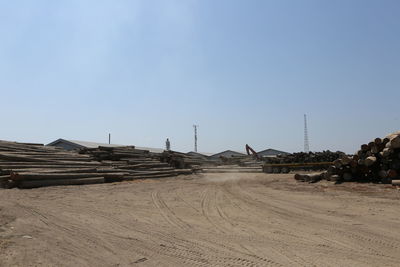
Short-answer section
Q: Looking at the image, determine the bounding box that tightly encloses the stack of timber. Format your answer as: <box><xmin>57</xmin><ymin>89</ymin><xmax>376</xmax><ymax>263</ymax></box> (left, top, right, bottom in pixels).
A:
<box><xmin>216</xmin><ymin>154</ymin><xmax>249</xmax><ymax>166</ymax></box>
<box><xmin>202</xmin><ymin>165</ymin><xmax>263</xmax><ymax>173</ymax></box>
<box><xmin>263</xmin><ymin>162</ymin><xmax>334</xmax><ymax>174</ymax></box>
<box><xmin>238</xmin><ymin>156</ymin><xmax>263</xmax><ymax>167</ymax></box>
<box><xmin>160</xmin><ymin>150</ymin><xmax>216</xmax><ymax>169</ymax></box>
<box><xmin>295</xmin><ymin>131</ymin><xmax>400</xmax><ymax>186</ymax></box>
<box><xmin>263</xmin><ymin>151</ymin><xmax>344</xmax><ymax>173</ymax></box>
<box><xmin>265</xmin><ymin>151</ymin><xmax>345</xmax><ymax>164</ymax></box>
<box><xmin>80</xmin><ymin>146</ymin><xmax>193</xmax><ymax>180</ymax></box>
<box><xmin>0</xmin><ymin>140</ymin><xmax>125</xmax><ymax>189</ymax></box>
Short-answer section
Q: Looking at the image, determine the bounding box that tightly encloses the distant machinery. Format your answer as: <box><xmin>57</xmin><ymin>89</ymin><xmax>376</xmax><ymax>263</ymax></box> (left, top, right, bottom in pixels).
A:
<box><xmin>245</xmin><ymin>144</ymin><xmax>260</xmax><ymax>160</ymax></box>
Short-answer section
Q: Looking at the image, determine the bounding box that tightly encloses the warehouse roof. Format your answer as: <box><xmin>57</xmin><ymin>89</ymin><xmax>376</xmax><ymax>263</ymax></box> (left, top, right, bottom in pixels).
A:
<box><xmin>257</xmin><ymin>148</ymin><xmax>289</xmax><ymax>156</ymax></box>
<box><xmin>209</xmin><ymin>150</ymin><xmax>246</xmax><ymax>158</ymax></box>
<box><xmin>47</xmin><ymin>139</ymin><xmax>123</xmax><ymax>149</ymax></box>
<box><xmin>187</xmin><ymin>151</ymin><xmax>214</xmax><ymax>157</ymax></box>
<box><xmin>47</xmin><ymin>139</ymin><xmax>165</xmax><ymax>153</ymax></box>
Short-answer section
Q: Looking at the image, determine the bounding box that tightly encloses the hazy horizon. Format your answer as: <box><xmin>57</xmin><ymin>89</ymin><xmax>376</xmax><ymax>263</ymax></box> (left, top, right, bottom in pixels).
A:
<box><xmin>1</xmin><ymin>0</ymin><xmax>399</xmax><ymax>154</ymax></box>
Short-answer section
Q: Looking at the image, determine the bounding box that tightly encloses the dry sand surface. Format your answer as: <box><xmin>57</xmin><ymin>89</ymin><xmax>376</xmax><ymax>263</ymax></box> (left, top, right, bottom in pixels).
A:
<box><xmin>1</xmin><ymin>173</ymin><xmax>400</xmax><ymax>267</ymax></box>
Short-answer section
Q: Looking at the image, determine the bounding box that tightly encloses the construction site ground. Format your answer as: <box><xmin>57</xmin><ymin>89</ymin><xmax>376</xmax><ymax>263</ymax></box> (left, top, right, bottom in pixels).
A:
<box><xmin>1</xmin><ymin>173</ymin><xmax>400</xmax><ymax>267</ymax></box>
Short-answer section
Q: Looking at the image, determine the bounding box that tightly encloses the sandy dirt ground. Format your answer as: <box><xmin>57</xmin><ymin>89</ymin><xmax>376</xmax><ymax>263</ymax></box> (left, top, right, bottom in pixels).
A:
<box><xmin>1</xmin><ymin>173</ymin><xmax>400</xmax><ymax>267</ymax></box>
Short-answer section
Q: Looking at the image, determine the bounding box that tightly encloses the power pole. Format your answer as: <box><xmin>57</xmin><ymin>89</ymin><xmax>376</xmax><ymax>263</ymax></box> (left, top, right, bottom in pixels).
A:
<box><xmin>304</xmin><ymin>114</ymin><xmax>310</xmax><ymax>153</ymax></box>
<box><xmin>108</xmin><ymin>133</ymin><xmax>111</xmax><ymax>145</ymax></box>
<box><xmin>193</xmin><ymin>125</ymin><xmax>199</xmax><ymax>152</ymax></box>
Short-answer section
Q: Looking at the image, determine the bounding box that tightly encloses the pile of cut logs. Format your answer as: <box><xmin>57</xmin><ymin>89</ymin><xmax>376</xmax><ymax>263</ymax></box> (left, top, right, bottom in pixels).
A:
<box><xmin>0</xmin><ymin>140</ymin><xmax>192</xmax><ymax>189</ymax></box>
<box><xmin>202</xmin><ymin>165</ymin><xmax>263</xmax><ymax>173</ymax></box>
<box><xmin>265</xmin><ymin>151</ymin><xmax>345</xmax><ymax>164</ymax></box>
<box><xmin>159</xmin><ymin>150</ymin><xmax>215</xmax><ymax>169</ymax></box>
<box><xmin>295</xmin><ymin>131</ymin><xmax>400</xmax><ymax>186</ymax></box>
<box><xmin>79</xmin><ymin>146</ymin><xmax>193</xmax><ymax>180</ymax></box>
<box><xmin>218</xmin><ymin>155</ymin><xmax>248</xmax><ymax>165</ymax></box>
<box><xmin>0</xmin><ymin>140</ymin><xmax>122</xmax><ymax>189</ymax></box>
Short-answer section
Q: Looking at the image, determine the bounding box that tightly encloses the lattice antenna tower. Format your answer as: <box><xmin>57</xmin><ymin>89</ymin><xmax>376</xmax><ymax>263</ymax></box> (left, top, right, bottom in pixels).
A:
<box><xmin>304</xmin><ymin>114</ymin><xmax>310</xmax><ymax>153</ymax></box>
<box><xmin>193</xmin><ymin>125</ymin><xmax>199</xmax><ymax>152</ymax></box>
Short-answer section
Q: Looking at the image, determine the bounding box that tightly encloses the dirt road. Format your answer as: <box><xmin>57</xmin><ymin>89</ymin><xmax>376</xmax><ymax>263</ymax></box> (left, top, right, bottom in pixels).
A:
<box><xmin>1</xmin><ymin>173</ymin><xmax>400</xmax><ymax>266</ymax></box>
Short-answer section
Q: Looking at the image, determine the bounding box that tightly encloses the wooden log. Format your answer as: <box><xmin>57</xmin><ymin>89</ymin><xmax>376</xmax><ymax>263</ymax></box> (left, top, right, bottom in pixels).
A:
<box><xmin>174</xmin><ymin>169</ymin><xmax>194</xmax><ymax>174</ymax></box>
<box><xmin>378</xmin><ymin>170</ymin><xmax>388</xmax><ymax>179</ymax></box>
<box><xmin>329</xmin><ymin>175</ymin><xmax>341</xmax><ymax>182</ymax></box>
<box><xmin>389</xmin><ymin>136</ymin><xmax>400</xmax><ymax>149</ymax></box>
<box><xmin>380</xmin><ymin>148</ymin><xmax>392</xmax><ymax>158</ymax></box>
<box><xmin>370</xmin><ymin>145</ymin><xmax>379</xmax><ymax>154</ymax></box>
<box><xmin>364</xmin><ymin>156</ymin><xmax>377</xmax><ymax>167</ymax></box>
<box><xmin>11</xmin><ymin>172</ymin><xmax>127</xmax><ymax>181</ymax></box>
<box><xmin>343</xmin><ymin>173</ymin><xmax>353</xmax><ymax>182</ymax></box>
<box><xmin>333</xmin><ymin>159</ymin><xmax>342</xmax><ymax>168</ymax></box>
<box><xmin>0</xmin><ymin>164</ymin><xmax>99</xmax><ymax>169</ymax></box>
<box><xmin>340</xmin><ymin>155</ymin><xmax>352</xmax><ymax>165</ymax></box>
<box><xmin>368</xmin><ymin>142</ymin><xmax>375</xmax><ymax>149</ymax></box>
<box><xmin>390</xmin><ymin>160</ymin><xmax>400</xmax><ymax>170</ymax></box>
<box><xmin>321</xmin><ymin>171</ymin><xmax>331</xmax><ymax>180</ymax></box>
<box><xmin>119</xmin><ymin>163</ymin><xmax>170</xmax><ymax>169</ymax></box>
<box><xmin>350</xmin><ymin>159</ymin><xmax>358</xmax><ymax>168</ymax></box>
<box><xmin>391</xmin><ymin>180</ymin><xmax>400</xmax><ymax>186</ymax></box>
<box><xmin>18</xmin><ymin>177</ymin><xmax>105</xmax><ymax>189</ymax></box>
<box><xmin>374</xmin><ymin>138</ymin><xmax>382</xmax><ymax>145</ymax></box>
<box><xmin>1</xmin><ymin>168</ymin><xmax>98</xmax><ymax>174</ymax></box>
<box><xmin>382</xmin><ymin>137</ymin><xmax>390</xmax><ymax>146</ymax></box>
<box><xmin>294</xmin><ymin>173</ymin><xmax>305</xmax><ymax>181</ymax></box>
<box><xmin>327</xmin><ymin>165</ymin><xmax>337</xmax><ymax>175</ymax></box>
<box><xmin>263</xmin><ymin>166</ymin><xmax>273</xmax><ymax>173</ymax></box>
<box><xmin>388</xmin><ymin>169</ymin><xmax>398</xmax><ymax>178</ymax></box>
<box><xmin>361</xmin><ymin>144</ymin><xmax>369</xmax><ymax>152</ymax></box>
<box><xmin>0</xmin><ymin>175</ymin><xmax>9</xmax><ymax>188</ymax></box>
<box><xmin>0</xmin><ymin>153</ymin><xmax>57</xmax><ymax>162</ymax></box>
<box><xmin>124</xmin><ymin>173</ymin><xmax>177</xmax><ymax>180</ymax></box>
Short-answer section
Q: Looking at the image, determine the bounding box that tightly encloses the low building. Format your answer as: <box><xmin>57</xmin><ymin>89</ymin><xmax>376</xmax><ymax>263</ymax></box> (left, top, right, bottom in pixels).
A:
<box><xmin>46</xmin><ymin>139</ymin><xmax>123</xmax><ymax>151</ymax></box>
<box><xmin>47</xmin><ymin>139</ymin><xmax>165</xmax><ymax>153</ymax></box>
<box><xmin>209</xmin><ymin>150</ymin><xmax>246</xmax><ymax>160</ymax></box>
<box><xmin>257</xmin><ymin>148</ymin><xmax>289</xmax><ymax>157</ymax></box>
<box><xmin>186</xmin><ymin>151</ymin><xmax>213</xmax><ymax>159</ymax></box>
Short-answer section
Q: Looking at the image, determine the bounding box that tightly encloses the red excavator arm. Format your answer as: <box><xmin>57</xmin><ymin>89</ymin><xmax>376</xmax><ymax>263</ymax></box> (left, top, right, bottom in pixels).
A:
<box><xmin>246</xmin><ymin>144</ymin><xmax>260</xmax><ymax>160</ymax></box>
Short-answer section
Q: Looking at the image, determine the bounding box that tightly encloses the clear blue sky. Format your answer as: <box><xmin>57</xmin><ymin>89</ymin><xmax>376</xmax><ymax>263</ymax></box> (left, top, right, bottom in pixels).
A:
<box><xmin>1</xmin><ymin>0</ymin><xmax>399</xmax><ymax>154</ymax></box>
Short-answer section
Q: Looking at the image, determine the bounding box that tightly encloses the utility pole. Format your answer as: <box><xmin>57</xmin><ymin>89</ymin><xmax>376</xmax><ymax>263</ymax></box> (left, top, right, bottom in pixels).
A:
<box><xmin>304</xmin><ymin>114</ymin><xmax>310</xmax><ymax>153</ymax></box>
<box><xmin>108</xmin><ymin>133</ymin><xmax>111</xmax><ymax>145</ymax></box>
<box><xmin>193</xmin><ymin>125</ymin><xmax>199</xmax><ymax>152</ymax></box>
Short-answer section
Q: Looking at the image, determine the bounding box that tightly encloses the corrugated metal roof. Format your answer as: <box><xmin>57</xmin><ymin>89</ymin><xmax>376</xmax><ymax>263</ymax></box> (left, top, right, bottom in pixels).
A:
<box><xmin>187</xmin><ymin>151</ymin><xmax>214</xmax><ymax>157</ymax></box>
<box><xmin>47</xmin><ymin>139</ymin><xmax>124</xmax><ymax>148</ymax></box>
<box><xmin>68</xmin><ymin>140</ymin><xmax>124</xmax><ymax>148</ymax></box>
<box><xmin>257</xmin><ymin>148</ymin><xmax>289</xmax><ymax>156</ymax></box>
<box><xmin>47</xmin><ymin>139</ymin><xmax>165</xmax><ymax>153</ymax></box>
<box><xmin>210</xmin><ymin>150</ymin><xmax>246</xmax><ymax>158</ymax></box>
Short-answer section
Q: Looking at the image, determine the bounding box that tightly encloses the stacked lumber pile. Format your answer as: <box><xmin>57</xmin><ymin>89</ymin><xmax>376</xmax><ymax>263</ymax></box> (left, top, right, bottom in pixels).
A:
<box><xmin>265</xmin><ymin>151</ymin><xmax>345</xmax><ymax>164</ymax></box>
<box><xmin>0</xmin><ymin>141</ymin><xmax>193</xmax><ymax>189</ymax></box>
<box><xmin>80</xmin><ymin>146</ymin><xmax>193</xmax><ymax>179</ymax></box>
<box><xmin>295</xmin><ymin>131</ymin><xmax>400</xmax><ymax>186</ymax></box>
<box><xmin>218</xmin><ymin>155</ymin><xmax>248</xmax><ymax>165</ymax></box>
<box><xmin>0</xmin><ymin>140</ymin><xmax>124</xmax><ymax>189</ymax></box>
<box><xmin>240</xmin><ymin>160</ymin><xmax>263</xmax><ymax>167</ymax></box>
<box><xmin>159</xmin><ymin>150</ymin><xmax>215</xmax><ymax>169</ymax></box>
<box><xmin>202</xmin><ymin>165</ymin><xmax>263</xmax><ymax>173</ymax></box>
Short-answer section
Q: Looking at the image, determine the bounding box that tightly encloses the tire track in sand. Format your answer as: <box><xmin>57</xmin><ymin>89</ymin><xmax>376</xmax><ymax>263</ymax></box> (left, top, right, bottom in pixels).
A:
<box><xmin>151</xmin><ymin>190</ymin><xmax>190</xmax><ymax>230</ymax></box>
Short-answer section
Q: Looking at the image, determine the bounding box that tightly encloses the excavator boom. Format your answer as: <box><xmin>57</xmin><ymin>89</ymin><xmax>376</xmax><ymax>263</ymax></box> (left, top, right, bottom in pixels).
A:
<box><xmin>245</xmin><ymin>144</ymin><xmax>260</xmax><ymax>160</ymax></box>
